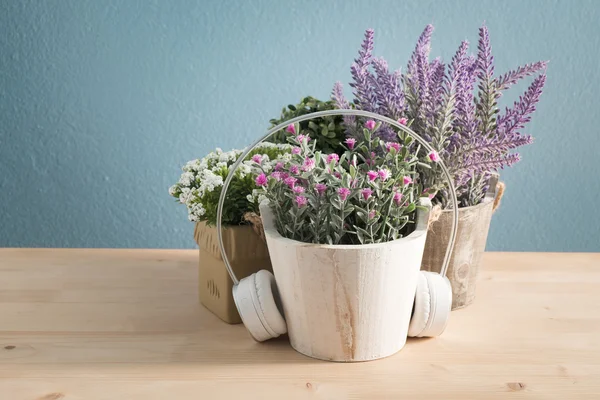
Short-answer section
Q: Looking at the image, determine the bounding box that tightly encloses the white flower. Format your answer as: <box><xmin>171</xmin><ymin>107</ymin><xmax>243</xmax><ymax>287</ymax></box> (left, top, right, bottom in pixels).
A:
<box><xmin>246</xmin><ymin>194</ymin><xmax>254</xmax><ymax>203</ymax></box>
<box><xmin>168</xmin><ymin>185</ymin><xmax>178</xmax><ymax>196</ymax></box>
<box><xmin>179</xmin><ymin>189</ymin><xmax>190</xmax><ymax>204</ymax></box>
<box><xmin>239</xmin><ymin>163</ymin><xmax>252</xmax><ymax>175</ymax></box>
<box><xmin>178</xmin><ymin>172</ymin><xmax>195</xmax><ymax>186</ymax></box>
<box><xmin>257</xmin><ymin>194</ymin><xmax>267</xmax><ymax>204</ymax></box>
<box><xmin>188</xmin><ymin>214</ymin><xmax>198</xmax><ymax>222</ymax></box>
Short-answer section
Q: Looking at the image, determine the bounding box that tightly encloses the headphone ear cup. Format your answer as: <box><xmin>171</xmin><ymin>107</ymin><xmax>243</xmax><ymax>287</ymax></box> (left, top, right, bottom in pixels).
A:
<box><xmin>408</xmin><ymin>272</ymin><xmax>431</xmax><ymax>337</ymax></box>
<box><xmin>233</xmin><ymin>270</ymin><xmax>286</xmax><ymax>342</ymax></box>
<box><xmin>408</xmin><ymin>271</ymin><xmax>452</xmax><ymax>338</ymax></box>
<box><xmin>253</xmin><ymin>270</ymin><xmax>287</xmax><ymax>336</ymax></box>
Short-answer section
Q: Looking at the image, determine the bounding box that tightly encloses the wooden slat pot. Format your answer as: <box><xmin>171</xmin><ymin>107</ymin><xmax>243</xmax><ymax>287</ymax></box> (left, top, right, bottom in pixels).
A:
<box><xmin>194</xmin><ymin>222</ymin><xmax>272</xmax><ymax>324</ymax></box>
<box><xmin>420</xmin><ymin>181</ymin><xmax>502</xmax><ymax>310</ymax></box>
<box><xmin>259</xmin><ymin>201</ymin><xmax>431</xmax><ymax>362</ymax></box>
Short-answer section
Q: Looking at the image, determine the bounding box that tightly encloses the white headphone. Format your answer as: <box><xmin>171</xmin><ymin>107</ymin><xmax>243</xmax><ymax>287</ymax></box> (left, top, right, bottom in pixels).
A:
<box><xmin>217</xmin><ymin>110</ymin><xmax>460</xmax><ymax>341</ymax></box>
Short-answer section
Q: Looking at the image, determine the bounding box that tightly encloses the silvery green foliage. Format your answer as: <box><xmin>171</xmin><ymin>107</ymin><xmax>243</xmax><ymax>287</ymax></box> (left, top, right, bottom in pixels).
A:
<box><xmin>169</xmin><ymin>143</ymin><xmax>292</xmax><ymax>226</ymax></box>
<box><xmin>250</xmin><ymin>122</ymin><xmax>434</xmax><ymax>245</ymax></box>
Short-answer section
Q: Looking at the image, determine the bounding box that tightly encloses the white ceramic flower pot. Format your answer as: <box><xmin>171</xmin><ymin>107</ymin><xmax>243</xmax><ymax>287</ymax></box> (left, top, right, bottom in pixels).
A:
<box><xmin>259</xmin><ymin>201</ymin><xmax>431</xmax><ymax>362</ymax></box>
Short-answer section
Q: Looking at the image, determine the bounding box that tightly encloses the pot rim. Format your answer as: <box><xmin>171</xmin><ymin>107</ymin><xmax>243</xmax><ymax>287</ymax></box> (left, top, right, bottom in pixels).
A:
<box><xmin>440</xmin><ymin>196</ymin><xmax>493</xmax><ymax>213</ymax></box>
<box><xmin>258</xmin><ymin>200</ymin><xmax>429</xmax><ymax>250</ymax></box>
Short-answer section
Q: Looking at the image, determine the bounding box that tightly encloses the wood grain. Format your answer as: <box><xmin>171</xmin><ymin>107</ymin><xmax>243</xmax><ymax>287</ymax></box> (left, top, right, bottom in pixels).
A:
<box><xmin>0</xmin><ymin>249</ymin><xmax>599</xmax><ymax>399</ymax></box>
<box><xmin>261</xmin><ymin>201</ymin><xmax>429</xmax><ymax>361</ymax></box>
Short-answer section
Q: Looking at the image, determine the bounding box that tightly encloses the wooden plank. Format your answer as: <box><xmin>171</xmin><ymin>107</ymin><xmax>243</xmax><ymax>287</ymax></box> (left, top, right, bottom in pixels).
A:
<box><xmin>0</xmin><ymin>249</ymin><xmax>599</xmax><ymax>399</ymax></box>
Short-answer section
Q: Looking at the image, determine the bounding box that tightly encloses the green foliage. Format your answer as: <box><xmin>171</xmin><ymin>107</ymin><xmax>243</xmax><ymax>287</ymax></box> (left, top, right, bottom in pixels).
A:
<box><xmin>268</xmin><ymin>96</ymin><xmax>347</xmax><ymax>154</ymax></box>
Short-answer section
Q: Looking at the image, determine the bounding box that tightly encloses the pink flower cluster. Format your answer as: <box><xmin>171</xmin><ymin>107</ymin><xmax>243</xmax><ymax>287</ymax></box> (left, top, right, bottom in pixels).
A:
<box><xmin>326</xmin><ymin>153</ymin><xmax>339</xmax><ymax>164</ymax></box>
<box><xmin>367</xmin><ymin>169</ymin><xmax>391</xmax><ymax>182</ymax></box>
<box><xmin>314</xmin><ymin>183</ymin><xmax>327</xmax><ymax>195</ymax></box>
<box><xmin>361</xmin><ymin>188</ymin><xmax>373</xmax><ymax>201</ymax></box>
<box><xmin>345</xmin><ymin>138</ymin><xmax>356</xmax><ymax>150</ymax></box>
<box><xmin>385</xmin><ymin>142</ymin><xmax>401</xmax><ymax>152</ymax></box>
<box><xmin>301</xmin><ymin>157</ymin><xmax>315</xmax><ymax>172</ymax></box>
<box><xmin>295</xmin><ymin>196</ymin><xmax>307</xmax><ymax>207</ymax></box>
<box><xmin>365</xmin><ymin>120</ymin><xmax>376</xmax><ymax>130</ymax></box>
<box><xmin>255</xmin><ymin>173</ymin><xmax>267</xmax><ymax>187</ymax></box>
<box><xmin>338</xmin><ymin>187</ymin><xmax>351</xmax><ymax>201</ymax></box>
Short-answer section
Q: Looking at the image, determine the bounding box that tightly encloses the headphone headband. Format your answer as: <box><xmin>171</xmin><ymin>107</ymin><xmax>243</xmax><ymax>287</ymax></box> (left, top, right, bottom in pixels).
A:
<box><xmin>216</xmin><ymin>110</ymin><xmax>459</xmax><ymax>284</ymax></box>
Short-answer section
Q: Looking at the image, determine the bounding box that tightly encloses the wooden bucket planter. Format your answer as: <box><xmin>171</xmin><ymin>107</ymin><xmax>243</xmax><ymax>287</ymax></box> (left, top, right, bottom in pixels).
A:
<box><xmin>420</xmin><ymin>182</ymin><xmax>503</xmax><ymax>310</ymax></box>
<box><xmin>194</xmin><ymin>222</ymin><xmax>272</xmax><ymax>324</ymax></box>
<box><xmin>259</xmin><ymin>201</ymin><xmax>431</xmax><ymax>362</ymax></box>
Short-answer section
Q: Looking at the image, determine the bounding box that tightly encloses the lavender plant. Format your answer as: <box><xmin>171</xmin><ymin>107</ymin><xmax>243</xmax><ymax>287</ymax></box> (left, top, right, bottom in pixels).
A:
<box><xmin>250</xmin><ymin>120</ymin><xmax>437</xmax><ymax>245</ymax></box>
<box><xmin>169</xmin><ymin>143</ymin><xmax>292</xmax><ymax>225</ymax></box>
<box><xmin>333</xmin><ymin>25</ymin><xmax>547</xmax><ymax>208</ymax></box>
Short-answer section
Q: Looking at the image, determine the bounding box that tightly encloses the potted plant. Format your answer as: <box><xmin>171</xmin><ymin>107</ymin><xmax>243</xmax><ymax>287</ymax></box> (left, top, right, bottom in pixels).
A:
<box><xmin>169</xmin><ymin>144</ymin><xmax>291</xmax><ymax>323</ymax></box>
<box><xmin>249</xmin><ymin>119</ymin><xmax>435</xmax><ymax>361</ymax></box>
<box><xmin>331</xmin><ymin>25</ymin><xmax>547</xmax><ymax>309</ymax></box>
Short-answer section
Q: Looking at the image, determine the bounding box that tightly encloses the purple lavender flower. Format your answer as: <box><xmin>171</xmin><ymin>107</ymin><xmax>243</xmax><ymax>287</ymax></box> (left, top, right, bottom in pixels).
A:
<box><xmin>349</xmin><ymin>29</ymin><xmax>377</xmax><ymax>112</ymax></box>
<box><xmin>371</xmin><ymin>57</ymin><xmax>405</xmax><ymax>119</ymax></box>
<box><xmin>477</xmin><ymin>24</ymin><xmax>495</xmax><ymax>81</ymax></box>
<box><xmin>497</xmin><ymin>74</ymin><xmax>546</xmax><ymax>136</ymax></box>
<box><xmin>331</xmin><ymin>81</ymin><xmax>356</xmax><ymax>128</ymax></box>
<box><xmin>496</xmin><ymin>61</ymin><xmax>548</xmax><ymax>91</ymax></box>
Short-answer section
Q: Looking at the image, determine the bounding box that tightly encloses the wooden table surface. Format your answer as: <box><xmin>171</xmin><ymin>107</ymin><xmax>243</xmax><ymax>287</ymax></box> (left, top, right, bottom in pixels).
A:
<box><xmin>0</xmin><ymin>249</ymin><xmax>599</xmax><ymax>399</ymax></box>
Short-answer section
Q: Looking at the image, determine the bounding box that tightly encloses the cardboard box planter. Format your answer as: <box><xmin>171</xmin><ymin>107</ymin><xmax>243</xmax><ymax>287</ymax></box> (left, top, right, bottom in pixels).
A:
<box><xmin>194</xmin><ymin>221</ymin><xmax>272</xmax><ymax>324</ymax></box>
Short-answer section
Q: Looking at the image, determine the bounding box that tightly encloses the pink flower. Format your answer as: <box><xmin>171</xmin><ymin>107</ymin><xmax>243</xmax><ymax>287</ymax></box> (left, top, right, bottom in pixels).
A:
<box><xmin>291</xmin><ymin>147</ymin><xmax>301</xmax><ymax>155</ymax></box>
<box><xmin>345</xmin><ymin>138</ymin><xmax>356</xmax><ymax>150</ymax></box>
<box><xmin>365</xmin><ymin>120</ymin><xmax>376</xmax><ymax>130</ymax></box>
<box><xmin>369</xmin><ymin>210</ymin><xmax>376</xmax><ymax>219</ymax></box>
<box><xmin>403</xmin><ymin>176</ymin><xmax>413</xmax><ymax>185</ymax></box>
<box><xmin>393</xmin><ymin>191</ymin><xmax>404</xmax><ymax>206</ymax></box>
<box><xmin>255</xmin><ymin>173</ymin><xmax>268</xmax><ymax>187</ymax></box>
<box><xmin>367</xmin><ymin>170</ymin><xmax>378</xmax><ymax>181</ymax></box>
<box><xmin>314</xmin><ymin>183</ymin><xmax>327</xmax><ymax>195</ymax></box>
<box><xmin>428</xmin><ymin>151</ymin><xmax>440</xmax><ymax>162</ymax></box>
<box><xmin>326</xmin><ymin>153</ymin><xmax>339</xmax><ymax>164</ymax></box>
<box><xmin>361</xmin><ymin>188</ymin><xmax>373</xmax><ymax>201</ymax></box>
<box><xmin>338</xmin><ymin>187</ymin><xmax>351</xmax><ymax>201</ymax></box>
<box><xmin>286</xmin><ymin>123</ymin><xmax>296</xmax><ymax>135</ymax></box>
<box><xmin>279</xmin><ymin>172</ymin><xmax>289</xmax><ymax>180</ymax></box>
<box><xmin>333</xmin><ymin>171</ymin><xmax>342</xmax><ymax>179</ymax></box>
<box><xmin>270</xmin><ymin>171</ymin><xmax>283</xmax><ymax>181</ymax></box>
<box><xmin>251</xmin><ymin>154</ymin><xmax>262</xmax><ymax>164</ymax></box>
<box><xmin>290</xmin><ymin>165</ymin><xmax>300</xmax><ymax>175</ymax></box>
<box><xmin>293</xmin><ymin>185</ymin><xmax>305</xmax><ymax>194</ymax></box>
<box><xmin>398</xmin><ymin>117</ymin><xmax>408</xmax><ymax>126</ymax></box>
<box><xmin>284</xmin><ymin>177</ymin><xmax>297</xmax><ymax>188</ymax></box>
<box><xmin>350</xmin><ymin>178</ymin><xmax>358</xmax><ymax>188</ymax></box>
<box><xmin>385</xmin><ymin>142</ymin><xmax>401</xmax><ymax>152</ymax></box>
<box><xmin>274</xmin><ymin>162</ymin><xmax>284</xmax><ymax>171</ymax></box>
<box><xmin>428</xmin><ymin>193</ymin><xmax>435</xmax><ymax>200</ymax></box>
<box><xmin>301</xmin><ymin>157</ymin><xmax>315</xmax><ymax>172</ymax></box>
<box><xmin>378</xmin><ymin>168</ymin><xmax>391</xmax><ymax>181</ymax></box>
<box><xmin>295</xmin><ymin>196</ymin><xmax>308</xmax><ymax>208</ymax></box>
<box><xmin>296</xmin><ymin>134</ymin><xmax>311</xmax><ymax>144</ymax></box>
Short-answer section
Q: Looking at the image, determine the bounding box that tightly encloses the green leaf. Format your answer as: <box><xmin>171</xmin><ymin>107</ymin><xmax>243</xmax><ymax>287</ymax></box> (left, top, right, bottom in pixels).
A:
<box><xmin>288</xmin><ymin>104</ymin><xmax>296</xmax><ymax>111</ymax></box>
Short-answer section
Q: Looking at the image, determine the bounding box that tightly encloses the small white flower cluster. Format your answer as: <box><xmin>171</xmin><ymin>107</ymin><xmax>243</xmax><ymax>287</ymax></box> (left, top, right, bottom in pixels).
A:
<box><xmin>246</xmin><ymin>188</ymin><xmax>267</xmax><ymax>205</ymax></box>
<box><xmin>170</xmin><ymin>143</ymin><xmax>292</xmax><ymax>224</ymax></box>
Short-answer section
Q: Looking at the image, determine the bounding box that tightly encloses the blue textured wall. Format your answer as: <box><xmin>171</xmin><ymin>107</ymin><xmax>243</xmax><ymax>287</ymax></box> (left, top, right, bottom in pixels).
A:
<box><xmin>1</xmin><ymin>0</ymin><xmax>599</xmax><ymax>251</ymax></box>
